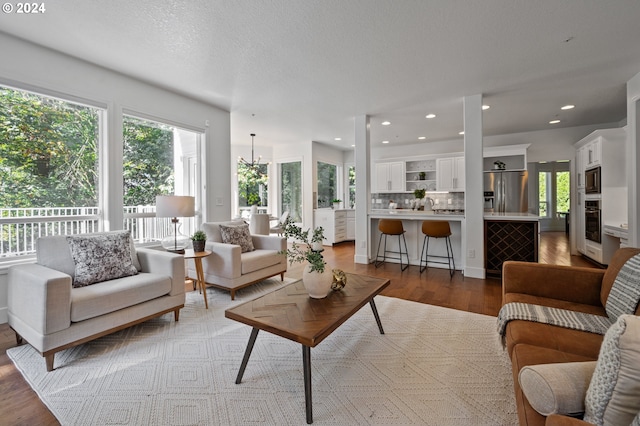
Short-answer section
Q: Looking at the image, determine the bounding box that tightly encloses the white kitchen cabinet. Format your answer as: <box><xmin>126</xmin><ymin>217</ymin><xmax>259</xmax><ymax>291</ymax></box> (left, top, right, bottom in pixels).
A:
<box><xmin>374</xmin><ymin>162</ymin><xmax>405</xmax><ymax>192</ymax></box>
<box><xmin>314</xmin><ymin>209</ymin><xmax>354</xmax><ymax>245</ymax></box>
<box><xmin>584</xmin><ymin>139</ymin><xmax>601</xmax><ymax>169</ymax></box>
<box><xmin>346</xmin><ymin>210</ymin><xmax>355</xmax><ymax>240</ymax></box>
<box><xmin>576</xmin><ymin>146</ymin><xmax>586</xmax><ymax>189</ymax></box>
<box><xmin>405</xmin><ymin>159</ymin><xmax>437</xmax><ymax>192</ymax></box>
<box><xmin>437</xmin><ymin>156</ymin><xmax>465</xmax><ymax>192</ymax></box>
<box><xmin>576</xmin><ymin>189</ymin><xmax>585</xmax><ymax>254</ymax></box>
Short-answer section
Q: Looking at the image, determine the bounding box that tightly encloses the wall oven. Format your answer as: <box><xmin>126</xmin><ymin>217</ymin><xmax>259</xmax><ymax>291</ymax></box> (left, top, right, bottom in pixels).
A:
<box><xmin>585</xmin><ymin>166</ymin><xmax>601</xmax><ymax>194</ymax></box>
<box><xmin>585</xmin><ymin>200</ymin><xmax>601</xmax><ymax>243</ymax></box>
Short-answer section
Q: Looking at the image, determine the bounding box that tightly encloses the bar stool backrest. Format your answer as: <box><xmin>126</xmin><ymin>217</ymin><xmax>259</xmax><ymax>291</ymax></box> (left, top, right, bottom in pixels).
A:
<box><xmin>422</xmin><ymin>221</ymin><xmax>452</xmax><ymax>238</ymax></box>
<box><xmin>379</xmin><ymin>219</ymin><xmax>405</xmax><ymax>235</ymax></box>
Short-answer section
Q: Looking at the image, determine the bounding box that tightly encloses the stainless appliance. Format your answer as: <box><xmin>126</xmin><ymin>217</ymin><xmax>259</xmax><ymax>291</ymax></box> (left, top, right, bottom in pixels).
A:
<box><xmin>585</xmin><ymin>199</ymin><xmax>601</xmax><ymax>243</ymax></box>
<box><xmin>483</xmin><ymin>171</ymin><xmax>528</xmax><ymax>213</ymax></box>
<box><xmin>585</xmin><ymin>166</ymin><xmax>601</xmax><ymax>194</ymax></box>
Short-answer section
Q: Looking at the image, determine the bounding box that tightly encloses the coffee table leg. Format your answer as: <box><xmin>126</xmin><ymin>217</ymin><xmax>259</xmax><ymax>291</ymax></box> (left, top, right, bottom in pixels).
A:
<box><xmin>369</xmin><ymin>299</ymin><xmax>385</xmax><ymax>334</ymax></box>
<box><xmin>235</xmin><ymin>328</ymin><xmax>260</xmax><ymax>384</ymax></box>
<box><xmin>302</xmin><ymin>345</ymin><xmax>313</xmax><ymax>424</ymax></box>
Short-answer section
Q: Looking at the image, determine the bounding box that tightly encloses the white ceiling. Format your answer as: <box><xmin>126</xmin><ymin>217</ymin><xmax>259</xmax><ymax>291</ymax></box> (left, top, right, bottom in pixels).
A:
<box><xmin>2</xmin><ymin>0</ymin><xmax>640</xmax><ymax>150</ymax></box>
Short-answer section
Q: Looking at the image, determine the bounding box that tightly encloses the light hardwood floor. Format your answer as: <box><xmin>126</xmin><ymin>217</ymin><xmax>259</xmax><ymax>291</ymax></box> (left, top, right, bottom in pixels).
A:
<box><xmin>0</xmin><ymin>231</ymin><xmax>599</xmax><ymax>425</ymax></box>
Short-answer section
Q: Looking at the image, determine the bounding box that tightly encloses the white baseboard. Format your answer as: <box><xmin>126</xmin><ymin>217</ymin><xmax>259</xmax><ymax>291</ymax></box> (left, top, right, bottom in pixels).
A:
<box><xmin>354</xmin><ymin>254</ymin><xmax>370</xmax><ymax>264</ymax></box>
<box><xmin>464</xmin><ymin>266</ymin><xmax>486</xmax><ymax>279</ymax></box>
<box><xmin>0</xmin><ymin>307</ymin><xmax>7</xmax><ymax>325</ymax></box>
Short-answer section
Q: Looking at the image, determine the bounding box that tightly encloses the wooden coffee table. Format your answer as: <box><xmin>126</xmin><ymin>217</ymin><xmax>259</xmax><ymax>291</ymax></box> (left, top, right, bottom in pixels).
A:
<box><xmin>225</xmin><ymin>273</ymin><xmax>390</xmax><ymax>424</ymax></box>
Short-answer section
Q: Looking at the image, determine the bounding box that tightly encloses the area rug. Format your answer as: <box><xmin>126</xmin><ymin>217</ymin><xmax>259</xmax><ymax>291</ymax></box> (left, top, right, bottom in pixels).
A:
<box><xmin>7</xmin><ymin>277</ymin><xmax>518</xmax><ymax>425</ymax></box>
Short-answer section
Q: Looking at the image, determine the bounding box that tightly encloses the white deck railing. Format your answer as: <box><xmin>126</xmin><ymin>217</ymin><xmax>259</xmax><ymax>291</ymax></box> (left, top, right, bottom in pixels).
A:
<box><xmin>0</xmin><ymin>206</ymin><xmax>188</xmax><ymax>258</ymax></box>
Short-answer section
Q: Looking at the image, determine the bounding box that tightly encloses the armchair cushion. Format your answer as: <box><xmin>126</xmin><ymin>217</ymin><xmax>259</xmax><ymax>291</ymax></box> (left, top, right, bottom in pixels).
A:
<box><xmin>519</xmin><ymin>361</ymin><xmax>596</xmax><ymax>416</ymax></box>
<box><xmin>241</xmin><ymin>249</ymin><xmax>284</xmax><ymax>275</ymax></box>
<box><xmin>219</xmin><ymin>223</ymin><xmax>254</xmax><ymax>253</ymax></box>
<box><xmin>66</xmin><ymin>231</ymin><xmax>138</xmax><ymax>287</ymax></box>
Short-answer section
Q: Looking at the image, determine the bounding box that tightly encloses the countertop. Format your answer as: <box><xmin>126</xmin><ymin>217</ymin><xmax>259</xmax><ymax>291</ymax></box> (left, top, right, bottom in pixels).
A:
<box><xmin>484</xmin><ymin>212</ymin><xmax>540</xmax><ymax>221</ymax></box>
<box><xmin>369</xmin><ymin>209</ymin><xmax>465</xmax><ymax>221</ymax></box>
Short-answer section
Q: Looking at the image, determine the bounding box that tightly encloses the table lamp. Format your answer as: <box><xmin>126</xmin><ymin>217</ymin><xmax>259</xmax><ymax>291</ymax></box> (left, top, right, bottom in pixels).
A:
<box><xmin>156</xmin><ymin>195</ymin><xmax>195</xmax><ymax>253</ymax></box>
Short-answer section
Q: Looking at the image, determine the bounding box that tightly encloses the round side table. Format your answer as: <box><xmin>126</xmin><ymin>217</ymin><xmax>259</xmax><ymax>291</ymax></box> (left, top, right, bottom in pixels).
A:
<box><xmin>184</xmin><ymin>249</ymin><xmax>212</xmax><ymax>309</ymax></box>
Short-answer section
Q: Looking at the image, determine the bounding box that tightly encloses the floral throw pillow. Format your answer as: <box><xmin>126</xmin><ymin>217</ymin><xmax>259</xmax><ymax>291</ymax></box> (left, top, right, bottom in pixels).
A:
<box><xmin>66</xmin><ymin>231</ymin><xmax>139</xmax><ymax>288</ymax></box>
<box><xmin>219</xmin><ymin>223</ymin><xmax>255</xmax><ymax>253</ymax></box>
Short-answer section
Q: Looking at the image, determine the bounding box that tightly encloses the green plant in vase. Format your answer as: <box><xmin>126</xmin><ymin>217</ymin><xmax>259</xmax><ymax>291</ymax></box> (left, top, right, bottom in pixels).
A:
<box><xmin>191</xmin><ymin>230</ymin><xmax>207</xmax><ymax>252</ymax></box>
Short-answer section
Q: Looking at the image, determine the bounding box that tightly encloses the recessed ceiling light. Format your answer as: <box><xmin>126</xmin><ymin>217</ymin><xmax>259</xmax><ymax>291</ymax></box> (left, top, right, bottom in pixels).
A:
<box><xmin>351</xmin><ymin>144</ymin><xmax>355</xmax><ymax>147</ymax></box>
<box><xmin>382</xmin><ymin>140</ymin><xmax>390</xmax><ymax>144</ymax></box>
<box><xmin>334</xmin><ymin>137</ymin><xmax>342</xmax><ymax>141</ymax></box>
<box><xmin>482</xmin><ymin>105</ymin><xmax>490</xmax><ymax>110</ymax></box>
<box><xmin>425</xmin><ymin>114</ymin><xmax>436</xmax><ymax>119</ymax></box>
<box><xmin>382</xmin><ymin>121</ymin><xmax>391</xmax><ymax>126</ymax></box>
<box><xmin>418</xmin><ymin>136</ymin><xmax>426</xmax><ymax>140</ymax></box>
<box><xmin>549</xmin><ymin>119</ymin><xmax>561</xmax><ymax>124</ymax></box>
<box><xmin>459</xmin><ymin>131</ymin><xmax>465</xmax><ymax>135</ymax></box>
<box><xmin>561</xmin><ymin>105</ymin><xmax>575</xmax><ymax>110</ymax></box>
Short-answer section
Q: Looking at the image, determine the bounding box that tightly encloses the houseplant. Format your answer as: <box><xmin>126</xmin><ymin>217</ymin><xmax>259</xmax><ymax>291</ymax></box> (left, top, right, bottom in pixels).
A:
<box><xmin>331</xmin><ymin>199</ymin><xmax>342</xmax><ymax>209</ymax></box>
<box><xmin>281</xmin><ymin>222</ymin><xmax>332</xmax><ymax>298</ymax></box>
<box><xmin>191</xmin><ymin>230</ymin><xmax>207</xmax><ymax>252</ymax></box>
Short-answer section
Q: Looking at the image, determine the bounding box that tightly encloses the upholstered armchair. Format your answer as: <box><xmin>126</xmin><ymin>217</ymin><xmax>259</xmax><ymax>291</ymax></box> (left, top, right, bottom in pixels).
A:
<box><xmin>186</xmin><ymin>220</ymin><xmax>287</xmax><ymax>299</ymax></box>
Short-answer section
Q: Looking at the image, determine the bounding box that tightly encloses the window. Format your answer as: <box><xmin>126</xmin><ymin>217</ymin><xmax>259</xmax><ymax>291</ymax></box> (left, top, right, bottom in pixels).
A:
<box><xmin>317</xmin><ymin>161</ymin><xmax>337</xmax><ymax>208</ymax></box>
<box><xmin>555</xmin><ymin>171</ymin><xmax>570</xmax><ymax>214</ymax></box>
<box><xmin>539</xmin><ymin>171</ymin><xmax>550</xmax><ymax>217</ymax></box>
<box><xmin>280</xmin><ymin>161</ymin><xmax>302</xmax><ymax>223</ymax></box>
<box><xmin>0</xmin><ymin>86</ymin><xmax>102</xmax><ymax>258</ymax></box>
<box><xmin>122</xmin><ymin>115</ymin><xmax>199</xmax><ymax>243</ymax></box>
<box><xmin>237</xmin><ymin>162</ymin><xmax>268</xmax><ymax>218</ymax></box>
<box><xmin>347</xmin><ymin>164</ymin><xmax>356</xmax><ymax>209</ymax></box>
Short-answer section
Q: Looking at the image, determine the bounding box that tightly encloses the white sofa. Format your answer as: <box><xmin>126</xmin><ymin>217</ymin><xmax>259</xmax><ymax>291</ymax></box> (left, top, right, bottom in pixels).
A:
<box><xmin>187</xmin><ymin>220</ymin><xmax>286</xmax><ymax>299</ymax></box>
<box><xmin>8</xmin><ymin>231</ymin><xmax>185</xmax><ymax>371</ymax></box>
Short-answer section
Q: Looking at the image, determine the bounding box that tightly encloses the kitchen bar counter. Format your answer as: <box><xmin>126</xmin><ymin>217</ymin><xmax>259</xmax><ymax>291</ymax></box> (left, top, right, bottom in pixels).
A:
<box><xmin>484</xmin><ymin>212</ymin><xmax>540</xmax><ymax>221</ymax></box>
<box><xmin>369</xmin><ymin>210</ymin><xmax>463</xmax><ymax>271</ymax></box>
<box><xmin>370</xmin><ymin>209</ymin><xmax>464</xmax><ymax>221</ymax></box>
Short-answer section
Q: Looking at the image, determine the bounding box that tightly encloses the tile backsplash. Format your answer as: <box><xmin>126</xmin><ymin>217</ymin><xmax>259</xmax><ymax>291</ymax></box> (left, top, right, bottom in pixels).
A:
<box><xmin>371</xmin><ymin>192</ymin><xmax>465</xmax><ymax>210</ymax></box>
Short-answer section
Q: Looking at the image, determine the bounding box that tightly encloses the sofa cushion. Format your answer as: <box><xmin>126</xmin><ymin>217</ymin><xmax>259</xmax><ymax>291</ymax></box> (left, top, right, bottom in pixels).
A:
<box><xmin>67</xmin><ymin>231</ymin><xmax>138</xmax><ymax>287</ymax></box>
<box><xmin>604</xmin><ymin>253</ymin><xmax>640</xmax><ymax>321</ymax></box>
<box><xmin>71</xmin><ymin>272</ymin><xmax>172</xmax><ymax>322</ymax></box>
<box><xmin>503</xmin><ymin>292</ymin><xmax>607</xmax><ymax>316</ymax></box>
<box><xmin>202</xmin><ymin>220</ymin><xmax>246</xmax><ymax>243</ymax></box>
<box><xmin>505</xmin><ymin>320</ymin><xmax>605</xmax><ymax>359</ymax></box>
<box><xmin>519</xmin><ymin>361</ymin><xmax>596</xmax><ymax>416</ymax></box>
<box><xmin>584</xmin><ymin>314</ymin><xmax>640</xmax><ymax>426</ymax></box>
<box><xmin>240</xmin><ymin>249</ymin><xmax>282</xmax><ymax>275</ymax></box>
<box><xmin>601</xmin><ymin>247</ymin><xmax>640</xmax><ymax>308</ymax></box>
<box><xmin>219</xmin><ymin>223</ymin><xmax>254</xmax><ymax>253</ymax></box>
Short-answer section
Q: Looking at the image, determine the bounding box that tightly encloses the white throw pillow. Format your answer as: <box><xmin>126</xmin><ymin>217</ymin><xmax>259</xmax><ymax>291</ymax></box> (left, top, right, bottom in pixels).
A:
<box><xmin>519</xmin><ymin>361</ymin><xmax>597</xmax><ymax>417</ymax></box>
<box><xmin>584</xmin><ymin>314</ymin><xmax>640</xmax><ymax>426</ymax></box>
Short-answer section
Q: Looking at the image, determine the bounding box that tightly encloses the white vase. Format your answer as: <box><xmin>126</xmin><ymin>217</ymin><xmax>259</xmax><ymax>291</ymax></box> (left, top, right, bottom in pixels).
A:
<box><xmin>302</xmin><ymin>264</ymin><xmax>333</xmax><ymax>299</ymax></box>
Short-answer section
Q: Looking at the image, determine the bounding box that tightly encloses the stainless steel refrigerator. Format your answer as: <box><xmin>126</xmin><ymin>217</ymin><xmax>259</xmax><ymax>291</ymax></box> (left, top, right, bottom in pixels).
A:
<box><xmin>483</xmin><ymin>171</ymin><xmax>528</xmax><ymax>213</ymax></box>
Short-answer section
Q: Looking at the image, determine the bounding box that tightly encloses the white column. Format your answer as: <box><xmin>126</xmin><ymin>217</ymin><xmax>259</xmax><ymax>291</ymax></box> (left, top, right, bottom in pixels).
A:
<box><xmin>354</xmin><ymin>115</ymin><xmax>371</xmax><ymax>264</ymax></box>
<box><xmin>463</xmin><ymin>94</ymin><xmax>485</xmax><ymax>278</ymax></box>
<box><xmin>626</xmin><ymin>72</ymin><xmax>640</xmax><ymax>247</ymax></box>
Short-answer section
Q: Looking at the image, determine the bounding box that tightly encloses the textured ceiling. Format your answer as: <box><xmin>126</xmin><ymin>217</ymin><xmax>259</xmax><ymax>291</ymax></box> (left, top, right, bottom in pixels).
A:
<box><xmin>1</xmin><ymin>0</ymin><xmax>640</xmax><ymax>150</ymax></box>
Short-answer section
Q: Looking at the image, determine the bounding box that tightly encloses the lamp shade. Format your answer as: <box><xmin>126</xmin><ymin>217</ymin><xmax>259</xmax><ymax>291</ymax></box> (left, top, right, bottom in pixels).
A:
<box><xmin>155</xmin><ymin>195</ymin><xmax>195</xmax><ymax>218</ymax></box>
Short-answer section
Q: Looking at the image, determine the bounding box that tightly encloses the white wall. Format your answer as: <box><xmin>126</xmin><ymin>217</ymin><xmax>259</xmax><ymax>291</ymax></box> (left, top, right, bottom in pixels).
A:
<box><xmin>627</xmin><ymin>72</ymin><xmax>640</xmax><ymax>247</ymax></box>
<box><xmin>0</xmin><ymin>33</ymin><xmax>231</xmax><ymax>324</ymax></box>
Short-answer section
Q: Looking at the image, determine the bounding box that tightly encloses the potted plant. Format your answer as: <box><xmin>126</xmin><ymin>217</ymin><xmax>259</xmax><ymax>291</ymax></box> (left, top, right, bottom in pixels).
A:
<box><xmin>418</xmin><ymin>171</ymin><xmax>426</xmax><ymax>180</ymax></box>
<box><xmin>331</xmin><ymin>199</ymin><xmax>342</xmax><ymax>209</ymax></box>
<box><xmin>191</xmin><ymin>230</ymin><xmax>207</xmax><ymax>252</ymax></box>
<box><xmin>281</xmin><ymin>222</ymin><xmax>332</xmax><ymax>298</ymax></box>
<box><xmin>413</xmin><ymin>188</ymin><xmax>426</xmax><ymax>199</ymax></box>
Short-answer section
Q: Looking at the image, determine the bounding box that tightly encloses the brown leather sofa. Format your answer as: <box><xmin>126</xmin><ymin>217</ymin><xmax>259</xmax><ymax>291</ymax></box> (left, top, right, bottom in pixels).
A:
<box><xmin>502</xmin><ymin>247</ymin><xmax>640</xmax><ymax>426</ymax></box>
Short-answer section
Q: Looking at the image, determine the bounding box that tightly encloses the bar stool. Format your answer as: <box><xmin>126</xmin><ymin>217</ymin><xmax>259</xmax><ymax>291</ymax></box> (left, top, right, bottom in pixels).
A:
<box><xmin>375</xmin><ymin>219</ymin><xmax>409</xmax><ymax>271</ymax></box>
<box><xmin>420</xmin><ymin>221</ymin><xmax>455</xmax><ymax>277</ymax></box>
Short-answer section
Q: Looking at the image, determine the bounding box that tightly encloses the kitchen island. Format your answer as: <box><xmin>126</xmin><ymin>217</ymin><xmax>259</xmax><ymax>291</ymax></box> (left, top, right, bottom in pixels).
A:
<box><xmin>369</xmin><ymin>210</ymin><xmax>464</xmax><ymax>271</ymax></box>
<box><xmin>484</xmin><ymin>212</ymin><xmax>540</xmax><ymax>276</ymax></box>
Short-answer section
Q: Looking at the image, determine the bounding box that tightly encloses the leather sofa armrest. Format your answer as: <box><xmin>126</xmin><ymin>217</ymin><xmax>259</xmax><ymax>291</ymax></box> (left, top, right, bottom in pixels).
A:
<box><xmin>251</xmin><ymin>235</ymin><xmax>286</xmax><ymax>251</ymax></box>
<box><xmin>136</xmin><ymin>248</ymin><xmax>185</xmax><ymax>296</ymax></box>
<box><xmin>203</xmin><ymin>241</ymin><xmax>242</xmax><ymax>278</ymax></box>
<box><xmin>8</xmin><ymin>264</ymin><xmax>72</xmax><ymax>335</ymax></box>
<box><xmin>502</xmin><ymin>261</ymin><xmax>605</xmax><ymax>306</ymax></box>
<box><xmin>546</xmin><ymin>414</ymin><xmax>593</xmax><ymax>426</ymax></box>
